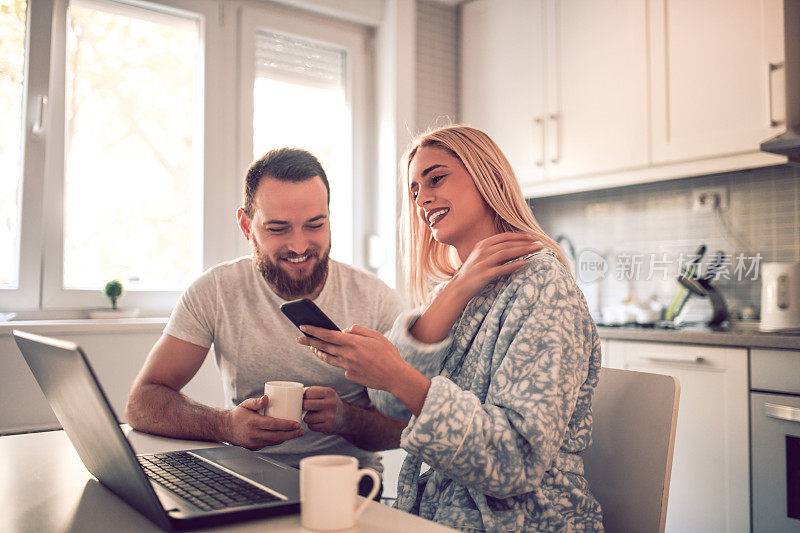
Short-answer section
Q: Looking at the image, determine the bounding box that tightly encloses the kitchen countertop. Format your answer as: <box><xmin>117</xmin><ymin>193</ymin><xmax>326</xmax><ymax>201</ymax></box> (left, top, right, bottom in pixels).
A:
<box><xmin>597</xmin><ymin>323</ymin><xmax>800</xmax><ymax>350</ymax></box>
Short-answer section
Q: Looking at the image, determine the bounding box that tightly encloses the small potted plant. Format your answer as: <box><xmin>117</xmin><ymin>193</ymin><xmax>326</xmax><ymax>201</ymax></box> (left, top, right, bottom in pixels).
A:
<box><xmin>87</xmin><ymin>279</ymin><xmax>139</xmax><ymax>318</ymax></box>
<box><xmin>105</xmin><ymin>280</ymin><xmax>123</xmax><ymax>310</ymax></box>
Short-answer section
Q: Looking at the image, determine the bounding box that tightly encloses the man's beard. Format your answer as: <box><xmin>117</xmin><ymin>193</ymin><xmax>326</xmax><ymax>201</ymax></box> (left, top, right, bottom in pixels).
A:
<box><xmin>253</xmin><ymin>242</ymin><xmax>330</xmax><ymax>300</ymax></box>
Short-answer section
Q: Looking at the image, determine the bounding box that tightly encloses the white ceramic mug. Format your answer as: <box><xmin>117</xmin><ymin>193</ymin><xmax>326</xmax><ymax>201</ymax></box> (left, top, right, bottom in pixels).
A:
<box><xmin>261</xmin><ymin>381</ymin><xmax>308</xmax><ymax>423</ymax></box>
<box><xmin>299</xmin><ymin>455</ymin><xmax>380</xmax><ymax>531</ymax></box>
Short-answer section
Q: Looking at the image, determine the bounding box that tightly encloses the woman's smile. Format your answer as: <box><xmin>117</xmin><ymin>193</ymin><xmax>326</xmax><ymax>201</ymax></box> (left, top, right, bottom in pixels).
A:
<box><xmin>426</xmin><ymin>207</ymin><xmax>450</xmax><ymax>227</ymax></box>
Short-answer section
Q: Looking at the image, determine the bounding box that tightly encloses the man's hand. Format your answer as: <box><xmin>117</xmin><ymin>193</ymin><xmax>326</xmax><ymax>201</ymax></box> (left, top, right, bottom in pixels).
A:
<box><xmin>302</xmin><ymin>386</ymin><xmax>346</xmax><ymax>435</ymax></box>
<box><xmin>223</xmin><ymin>395</ymin><xmax>305</xmax><ymax>450</ymax></box>
<box><xmin>301</xmin><ymin>385</ymin><xmax>407</xmax><ymax>450</ymax></box>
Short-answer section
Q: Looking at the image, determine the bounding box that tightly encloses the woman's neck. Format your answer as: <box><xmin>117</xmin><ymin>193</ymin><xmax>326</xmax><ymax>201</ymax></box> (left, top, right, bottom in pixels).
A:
<box><xmin>454</xmin><ymin>223</ymin><xmax>499</xmax><ymax>262</ymax></box>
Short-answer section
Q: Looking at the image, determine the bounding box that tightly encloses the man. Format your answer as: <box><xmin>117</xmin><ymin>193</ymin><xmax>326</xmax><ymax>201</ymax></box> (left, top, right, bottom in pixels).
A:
<box><xmin>126</xmin><ymin>148</ymin><xmax>406</xmax><ymax>479</ymax></box>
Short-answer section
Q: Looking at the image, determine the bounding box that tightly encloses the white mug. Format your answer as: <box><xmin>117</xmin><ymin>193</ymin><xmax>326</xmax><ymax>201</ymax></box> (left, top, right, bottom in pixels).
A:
<box><xmin>299</xmin><ymin>455</ymin><xmax>380</xmax><ymax>531</ymax></box>
<box><xmin>261</xmin><ymin>381</ymin><xmax>307</xmax><ymax>423</ymax></box>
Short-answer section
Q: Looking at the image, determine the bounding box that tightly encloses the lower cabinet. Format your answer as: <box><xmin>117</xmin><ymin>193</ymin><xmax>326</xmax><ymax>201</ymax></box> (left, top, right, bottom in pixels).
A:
<box><xmin>603</xmin><ymin>340</ymin><xmax>749</xmax><ymax>533</ymax></box>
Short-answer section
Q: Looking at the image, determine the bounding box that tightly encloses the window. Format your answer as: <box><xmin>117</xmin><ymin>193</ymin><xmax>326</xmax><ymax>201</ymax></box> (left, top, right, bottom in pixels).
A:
<box><xmin>62</xmin><ymin>1</ymin><xmax>202</xmax><ymax>291</ymax></box>
<box><xmin>239</xmin><ymin>4</ymin><xmax>370</xmax><ymax>266</ymax></box>
<box><xmin>252</xmin><ymin>30</ymin><xmax>353</xmax><ymax>263</ymax></box>
<box><xmin>0</xmin><ymin>0</ymin><xmax>377</xmax><ymax>316</ymax></box>
<box><xmin>0</xmin><ymin>0</ymin><xmax>27</xmax><ymax>289</ymax></box>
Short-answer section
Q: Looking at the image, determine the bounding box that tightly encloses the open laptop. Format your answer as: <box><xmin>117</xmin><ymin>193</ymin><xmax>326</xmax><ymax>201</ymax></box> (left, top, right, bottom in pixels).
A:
<box><xmin>13</xmin><ymin>330</ymin><xmax>301</xmax><ymax>531</ymax></box>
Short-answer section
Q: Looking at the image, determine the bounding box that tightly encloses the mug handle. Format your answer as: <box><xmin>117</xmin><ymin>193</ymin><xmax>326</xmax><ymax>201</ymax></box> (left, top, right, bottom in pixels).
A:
<box><xmin>301</xmin><ymin>386</ymin><xmax>310</xmax><ymax>420</ymax></box>
<box><xmin>354</xmin><ymin>468</ymin><xmax>381</xmax><ymax>518</ymax></box>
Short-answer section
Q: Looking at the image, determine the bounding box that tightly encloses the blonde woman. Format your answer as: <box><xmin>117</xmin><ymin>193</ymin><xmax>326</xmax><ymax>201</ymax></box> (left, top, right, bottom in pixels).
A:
<box><xmin>298</xmin><ymin>125</ymin><xmax>603</xmax><ymax>532</ymax></box>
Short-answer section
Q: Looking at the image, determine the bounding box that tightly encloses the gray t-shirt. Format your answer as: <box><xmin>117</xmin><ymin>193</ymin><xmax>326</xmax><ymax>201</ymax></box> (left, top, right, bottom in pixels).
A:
<box><xmin>164</xmin><ymin>256</ymin><xmax>404</xmax><ymax>471</ymax></box>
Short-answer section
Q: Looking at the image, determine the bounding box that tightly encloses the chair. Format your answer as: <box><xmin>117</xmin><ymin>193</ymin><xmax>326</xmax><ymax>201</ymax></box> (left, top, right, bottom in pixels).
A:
<box><xmin>581</xmin><ymin>367</ymin><xmax>680</xmax><ymax>533</ymax></box>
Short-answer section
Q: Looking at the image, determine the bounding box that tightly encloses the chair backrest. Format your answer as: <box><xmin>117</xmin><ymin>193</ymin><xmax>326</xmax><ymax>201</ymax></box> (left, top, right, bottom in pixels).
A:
<box><xmin>581</xmin><ymin>367</ymin><xmax>680</xmax><ymax>533</ymax></box>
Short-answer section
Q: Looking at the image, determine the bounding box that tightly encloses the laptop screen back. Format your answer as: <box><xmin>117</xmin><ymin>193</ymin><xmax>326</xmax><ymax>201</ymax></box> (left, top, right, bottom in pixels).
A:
<box><xmin>13</xmin><ymin>330</ymin><xmax>171</xmax><ymax>530</ymax></box>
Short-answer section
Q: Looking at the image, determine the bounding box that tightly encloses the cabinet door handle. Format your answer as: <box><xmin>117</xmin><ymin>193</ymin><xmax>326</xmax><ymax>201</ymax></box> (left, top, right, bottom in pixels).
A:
<box><xmin>535</xmin><ymin>117</ymin><xmax>545</xmax><ymax>167</ymax></box>
<box><xmin>768</xmin><ymin>62</ymin><xmax>785</xmax><ymax>128</ymax></box>
<box><xmin>764</xmin><ymin>403</ymin><xmax>800</xmax><ymax>423</ymax></box>
<box><xmin>641</xmin><ymin>354</ymin><xmax>705</xmax><ymax>365</ymax></box>
<box><xmin>32</xmin><ymin>95</ymin><xmax>48</xmax><ymax>136</ymax></box>
<box><xmin>548</xmin><ymin>113</ymin><xmax>560</xmax><ymax>164</ymax></box>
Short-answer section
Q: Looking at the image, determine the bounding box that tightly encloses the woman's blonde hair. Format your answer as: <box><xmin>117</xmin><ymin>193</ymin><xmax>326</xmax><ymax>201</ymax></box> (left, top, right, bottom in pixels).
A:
<box><xmin>401</xmin><ymin>124</ymin><xmax>568</xmax><ymax>303</ymax></box>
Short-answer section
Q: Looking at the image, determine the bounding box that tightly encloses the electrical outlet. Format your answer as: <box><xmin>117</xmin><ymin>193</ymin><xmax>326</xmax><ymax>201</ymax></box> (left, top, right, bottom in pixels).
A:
<box><xmin>692</xmin><ymin>187</ymin><xmax>728</xmax><ymax>213</ymax></box>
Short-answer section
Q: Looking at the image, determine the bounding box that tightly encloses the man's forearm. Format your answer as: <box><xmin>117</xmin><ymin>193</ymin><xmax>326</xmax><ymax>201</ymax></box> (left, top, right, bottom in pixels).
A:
<box><xmin>126</xmin><ymin>383</ymin><xmax>229</xmax><ymax>443</ymax></box>
<box><xmin>337</xmin><ymin>402</ymin><xmax>407</xmax><ymax>451</ymax></box>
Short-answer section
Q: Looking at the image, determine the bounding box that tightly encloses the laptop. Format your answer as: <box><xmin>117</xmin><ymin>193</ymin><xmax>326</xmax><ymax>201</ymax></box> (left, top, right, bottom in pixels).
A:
<box><xmin>13</xmin><ymin>330</ymin><xmax>301</xmax><ymax>531</ymax></box>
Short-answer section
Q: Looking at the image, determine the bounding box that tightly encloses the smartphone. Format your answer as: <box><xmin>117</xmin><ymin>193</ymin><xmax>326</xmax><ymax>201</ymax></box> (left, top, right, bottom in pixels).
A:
<box><xmin>280</xmin><ymin>298</ymin><xmax>340</xmax><ymax>336</ymax></box>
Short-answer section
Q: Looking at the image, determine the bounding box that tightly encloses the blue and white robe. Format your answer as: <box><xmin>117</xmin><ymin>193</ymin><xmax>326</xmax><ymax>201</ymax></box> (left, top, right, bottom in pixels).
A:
<box><xmin>371</xmin><ymin>251</ymin><xmax>604</xmax><ymax>532</ymax></box>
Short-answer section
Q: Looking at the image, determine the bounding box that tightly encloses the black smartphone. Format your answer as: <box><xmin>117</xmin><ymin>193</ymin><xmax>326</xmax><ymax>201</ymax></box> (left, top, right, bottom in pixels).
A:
<box><xmin>280</xmin><ymin>298</ymin><xmax>340</xmax><ymax>336</ymax></box>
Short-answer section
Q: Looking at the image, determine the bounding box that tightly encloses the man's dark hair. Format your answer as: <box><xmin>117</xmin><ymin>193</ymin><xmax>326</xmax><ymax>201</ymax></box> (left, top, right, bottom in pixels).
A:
<box><xmin>243</xmin><ymin>148</ymin><xmax>330</xmax><ymax>218</ymax></box>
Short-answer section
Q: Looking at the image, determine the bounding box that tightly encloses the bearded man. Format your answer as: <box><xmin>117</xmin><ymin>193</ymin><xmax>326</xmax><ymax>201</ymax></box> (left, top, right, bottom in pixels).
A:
<box><xmin>127</xmin><ymin>148</ymin><xmax>405</xmax><ymax>486</ymax></box>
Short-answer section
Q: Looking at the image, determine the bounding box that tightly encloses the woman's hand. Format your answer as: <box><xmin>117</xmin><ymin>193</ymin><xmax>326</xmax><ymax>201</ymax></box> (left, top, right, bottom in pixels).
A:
<box><xmin>410</xmin><ymin>232</ymin><xmax>543</xmax><ymax>344</ymax></box>
<box><xmin>296</xmin><ymin>325</ymin><xmax>432</xmax><ymax>416</ymax></box>
<box><xmin>296</xmin><ymin>325</ymin><xmax>406</xmax><ymax>390</ymax></box>
<box><xmin>450</xmin><ymin>232</ymin><xmax>543</xmax><ymax>301</ymax></box>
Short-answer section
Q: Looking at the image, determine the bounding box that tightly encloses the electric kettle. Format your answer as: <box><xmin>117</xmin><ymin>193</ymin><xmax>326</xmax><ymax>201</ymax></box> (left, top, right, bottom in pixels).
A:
<box><xmin>759</xmin><ymin>262</ymin><xmax>800</xmax><ymax>332</ymax></box>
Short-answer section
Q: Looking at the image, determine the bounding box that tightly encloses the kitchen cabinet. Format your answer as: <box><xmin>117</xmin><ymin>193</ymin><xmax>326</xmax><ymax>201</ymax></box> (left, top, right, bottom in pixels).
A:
<box><xmin>461</xmin><ymin>0</ymin><xmax>547</xmax><ymax>185</ymax></box>
<box><xmin>604</xmin><ymin>340</ymin><xmax>749</xmax><ymax>533</ymax></box>
<box><xmin>648</xmin><ymin>0</ymin><xmax>786</xmax><ymax>164</ymax></box>
<box><xmin>542</xmin><ymin>0</ymin><xmax>650</xmax><ymax>180</ymax></box>
<box><xmin>599</xmin><ymin>338</ymin><xmax>610</xmax><ymax>368</ymax></box>
<box><xmin>460</xmin><ymin>0</ymin><xmax>787</xmax><ymax>198</ymax></box>
<box><xmin>461</xmin><ymin>0</ymin><xmax>649</xmax><ymax>186</ymax></box>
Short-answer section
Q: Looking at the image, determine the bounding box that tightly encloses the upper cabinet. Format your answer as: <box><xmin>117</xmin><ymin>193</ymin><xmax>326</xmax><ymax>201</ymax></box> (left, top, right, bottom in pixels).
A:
<box><xmin>460</xmin><ymin>0</ymin><xmax>788</xmax><ymax>197</ymax></box>
<box><xmin>461</xmin><ymin>0</ymin><xmax>547</xmax><ymax>184</ymax></box>
<box><xmin>648</xmin><ymin>0</ymin><xmax>786</xmax><ymax>163</ymax></box>
<box><xmin>462</xmin><ymin>0</ymin><xmax>650</xmax><ymax>185</ymax></box>
<box><xmin>544</xmin><ymin>0</ymin><xmax>650</xmax><ymax>180</ymax></box>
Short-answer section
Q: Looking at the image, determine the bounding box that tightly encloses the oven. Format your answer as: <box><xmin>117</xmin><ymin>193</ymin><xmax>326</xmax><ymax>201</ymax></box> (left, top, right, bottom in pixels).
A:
<box><xmin>750</xmin><ymin>349</ymin><xmax>800</xmax><ymax>532</ymax></box>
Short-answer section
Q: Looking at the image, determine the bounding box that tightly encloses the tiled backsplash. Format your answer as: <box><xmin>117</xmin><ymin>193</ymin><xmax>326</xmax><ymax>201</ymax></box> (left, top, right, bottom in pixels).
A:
<box><xmin>528</xmin><ymin>164</ymin><xmax>800</xmax><ymax>322</ymax></box>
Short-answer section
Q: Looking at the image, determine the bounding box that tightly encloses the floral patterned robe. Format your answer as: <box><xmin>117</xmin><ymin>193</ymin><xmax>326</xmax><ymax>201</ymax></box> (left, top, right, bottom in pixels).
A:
<box><xmin>370</xmin><ymin>251</ymin><xmax>604</xmax><ymax>532</ymax></box>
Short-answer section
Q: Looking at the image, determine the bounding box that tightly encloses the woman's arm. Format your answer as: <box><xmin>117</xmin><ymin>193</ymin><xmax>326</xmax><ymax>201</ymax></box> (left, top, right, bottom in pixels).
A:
<box><xmin>410</xmin><ymin>233</ymin><xmax>542</xmax><ymax>343</ymax></box>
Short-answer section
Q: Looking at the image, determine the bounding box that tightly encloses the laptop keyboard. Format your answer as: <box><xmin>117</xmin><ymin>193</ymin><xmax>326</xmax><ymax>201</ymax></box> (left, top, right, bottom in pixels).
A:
<box><xmin>138</xmin><ymin>452</ymin><xmax>281</xmax><ymax>511</ymax></box>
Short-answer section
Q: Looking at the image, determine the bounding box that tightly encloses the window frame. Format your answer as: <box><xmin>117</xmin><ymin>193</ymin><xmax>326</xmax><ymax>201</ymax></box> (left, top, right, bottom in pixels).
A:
<box><xmin>3</xmin><ymin>0</ymin><xmax>54</xmax><ymax>312</ymax></box>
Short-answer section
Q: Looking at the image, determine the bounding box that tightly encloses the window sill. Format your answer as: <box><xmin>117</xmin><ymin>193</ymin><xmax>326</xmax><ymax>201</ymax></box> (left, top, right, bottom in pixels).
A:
<box><xmin>0</xmin><ymin>317</ymin><xmax>168</xmax><ymax>336</ymax></box>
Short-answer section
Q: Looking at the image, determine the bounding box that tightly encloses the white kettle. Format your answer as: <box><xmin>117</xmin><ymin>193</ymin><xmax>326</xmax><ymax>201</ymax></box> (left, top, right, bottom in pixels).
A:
<box><xmin>760</xmin><ymin>262</ymin><xmax>800</xmax><ymax>332</ymax></box>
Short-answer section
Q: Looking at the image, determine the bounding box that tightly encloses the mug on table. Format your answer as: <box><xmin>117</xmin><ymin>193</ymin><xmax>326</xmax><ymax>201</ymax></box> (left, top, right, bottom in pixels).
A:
<box><xmin>299</xmin><ymin>454</ymin><xmax>380</xmax><ymax>531</ymax></box>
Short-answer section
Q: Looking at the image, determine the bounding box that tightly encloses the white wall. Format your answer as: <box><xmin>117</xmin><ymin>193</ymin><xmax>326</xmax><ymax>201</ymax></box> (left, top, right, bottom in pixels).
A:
<box><xmin>1</xmin><ymin>321</ymin><xmax>224</xmax><ymax>435</ymax></box>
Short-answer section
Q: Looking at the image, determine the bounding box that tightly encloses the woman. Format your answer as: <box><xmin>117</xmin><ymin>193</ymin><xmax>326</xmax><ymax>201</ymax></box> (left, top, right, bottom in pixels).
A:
<box><xmin>297</xmin><ymin>125</ymin><xmax>603</xmax><ymax>532</ymax></box>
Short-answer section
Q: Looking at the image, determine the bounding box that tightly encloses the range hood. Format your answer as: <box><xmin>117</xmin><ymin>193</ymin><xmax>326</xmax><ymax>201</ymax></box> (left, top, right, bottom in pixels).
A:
<box><xmin>761</xmin><ymin>0</ymin><xmax>800</xmax><ymax>163</ymax></box>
